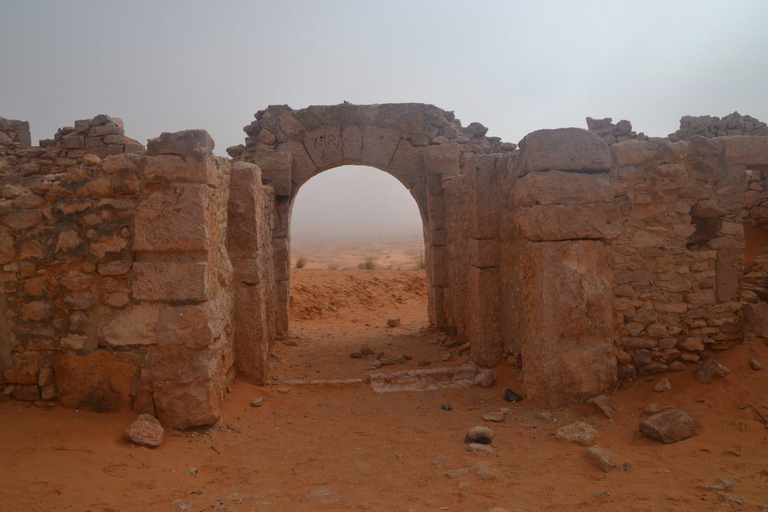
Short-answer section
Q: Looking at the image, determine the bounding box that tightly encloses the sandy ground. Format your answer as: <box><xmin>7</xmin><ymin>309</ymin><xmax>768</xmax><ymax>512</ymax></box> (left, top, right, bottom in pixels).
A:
<box><xmin>291</xmin><ymin>236</ymin><xmax>424</xmax><ymax>270</ymax></box>
<box><xmin>1</xmin><ymin>269</ymin><xmax>768</xmax><ymax>512</ymax></box>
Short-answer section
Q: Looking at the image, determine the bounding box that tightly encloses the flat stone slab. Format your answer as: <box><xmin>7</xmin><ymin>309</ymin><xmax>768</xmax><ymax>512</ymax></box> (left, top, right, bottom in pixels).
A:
<box><xmin>369</xmin><ymin>364</ymin><xmax>479</xmax><ymax>393</ymax></box>
<box><xmin>280</xmin><ymin>378</ymin><xmax>369</xmax><ymax>387</ymax></box>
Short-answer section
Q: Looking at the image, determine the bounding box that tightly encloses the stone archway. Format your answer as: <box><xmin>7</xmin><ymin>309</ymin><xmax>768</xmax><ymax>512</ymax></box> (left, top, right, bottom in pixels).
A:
<box><xmin>226</xmin><ymin>103</ymin><xmax>517</xmax><ymax>385</ymax></box>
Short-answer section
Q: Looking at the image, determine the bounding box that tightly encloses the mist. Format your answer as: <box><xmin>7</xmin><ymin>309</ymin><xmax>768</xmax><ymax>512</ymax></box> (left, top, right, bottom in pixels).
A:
<box><xmin>1</xmin><ymin>0</ymin><xmax>767</xmax><ymax>243</ymax></box>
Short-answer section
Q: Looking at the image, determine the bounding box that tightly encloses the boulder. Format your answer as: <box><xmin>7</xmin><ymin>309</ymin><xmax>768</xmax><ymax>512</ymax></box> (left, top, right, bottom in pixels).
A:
<box><xmin>517</xmin><ymin>128</ymin><xmax>611</xmax><ymax>174</ymax></box>
<box><xmin>693</xmin><ymin>359</ymin><xmax>729</xmax><ymax>383</ymax></box>
<box><xmin>465</xmin><ymin>426</ymin><xmax>493</xmax><ymax>445</ymax></box>
<box><xmin>125</xmin><ymin>414</ymin><xmax>164</xmax><ymax>448</ymax></box>
<box><xmin>584</xmin><ymin>446</ymin><xmax>617</xmax><ymax>473</ymax></box>
<box><xmin>556</xmin><ymin>422</ymin><xmax>599</xmax><ymax>446</ymax></box>
<box><xmin>639</xmin><ymin>409</ymin><xmax>694</xmax><ymax>443</ymax></box>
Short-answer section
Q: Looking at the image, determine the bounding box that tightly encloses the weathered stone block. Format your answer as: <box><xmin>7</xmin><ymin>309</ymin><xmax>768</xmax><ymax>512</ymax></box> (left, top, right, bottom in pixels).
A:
<box><xmin>517</xmin><ymin>128</ymin><xmax>611</xmax><ymax>174</ymax></box>
<box><xmin>361</xmin><ymin>126</ymin><xmax>400</xmax><ymax>169</ymax></box>
<box><xmin>514</xmin><ymin>203</ymin><xmax>620</xmax><ymax>241</ymax></box>
<box><xmin>512</xmin><ymin>170</ymin><xmax>614</xmax><ymax>207</ymax></box>
<box><xmin>141</xmin><ymin>154</ymin><xmax>221</xmax><ymax>187</ymax></box>
<box><xmin>717</xmin><ymin>135</ymin><xmax>768</xmax><ymax>169</ymax></box>
<box><xmin>520</xmin><ymin>240</ymin><xmax>617</xmax><ymax>407</ymax></box>
<box><xmin>131</xmin><ymin>261</ymin><xmax>211</xmax><ymax>302</ymax></box>
<box><xmin>54</xmin><ymin>351</ymin><xmax>138</xmax><ymax>412</ymax></box>
<box><xmin>303</xmin><ymin>125</ymin><xmax>343</xmax><ymax>168</ymax></box>
<box><xmin>254</xmin><ymin>152</ymin><xmax>292</xmax><ymax>196</ymax></box>
<box><xmin>424</xmin><ymin>143</ymin><xmax>460</xmax><ymax>175</ymax></box>
<box><xmin>97</xmin><ymin>304</ymin><xmax>160</xmax><ymax>347</ymax></box>
<box><xmin>146</xmin><ymin>130</ymin><xmax>214</xmax><ymax>160</ymax></box>
<box><xmin>156</xmin><ymin>297</ymin><xmax>231</xmax><ymax>349</ymax></box>
<box><xmin>134</xmin><ymin>183</ymin><xmax>210</xmax><ymax>252</ymax></box>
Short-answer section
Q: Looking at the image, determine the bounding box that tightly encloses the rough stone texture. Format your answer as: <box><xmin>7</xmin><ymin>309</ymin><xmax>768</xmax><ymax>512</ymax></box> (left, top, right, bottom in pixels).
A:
<box><xmin>1</xmin><ymin>106</ymin><xmax>763</xmax><ymax>427</ymax></box>
<box><xmin>125</xmin><ymin>414</ymin><xmax>164</xmax><ymax>447</ymax></box>
<box><xmin>556</xmin><ymin>422</ymin><xmax>599</xmax><ymax>446</ymax></box>
<box><xmin>584</xmin><ymin>446</ymin><xmax>617</xmax><ymax>473</ymax></box>
<box><xmin>639</xmin><ymin>409</ymin><xmax>695</xmax><ymax>443</ymax></box>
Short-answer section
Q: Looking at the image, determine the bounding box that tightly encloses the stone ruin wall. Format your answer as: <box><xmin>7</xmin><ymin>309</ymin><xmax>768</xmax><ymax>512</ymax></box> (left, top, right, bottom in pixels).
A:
<box><xmin>0</xmin><ymin>116</ymin><xmax>278</xmax><ymax>429</ymax></box>
<box><xmin>2</xmin><ymin>105</ymin><xmax>768</xmax><ymax>428</ymax></box>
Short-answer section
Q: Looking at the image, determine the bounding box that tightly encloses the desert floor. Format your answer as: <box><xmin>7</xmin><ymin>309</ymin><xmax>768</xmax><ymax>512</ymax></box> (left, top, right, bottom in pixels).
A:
<box><xmin>1</xmin><ymin>266</ymin><xmax>768</xmax><ymax>511</ymax></box>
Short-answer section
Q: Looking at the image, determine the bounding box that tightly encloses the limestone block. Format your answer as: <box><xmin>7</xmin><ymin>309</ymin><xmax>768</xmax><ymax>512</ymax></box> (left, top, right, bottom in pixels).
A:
<box><xmin>610</xmin><ymin>139</ymin><xmax>666</xmax><ymax>166</ymax></box>
<box><xmin>131</xmin><ymin>261</ymin><xmax>211</xmax><ymax>302</ymax></box>
<box><xmin>228</xmin><ymin>162</ymin><xmax>265</xmax><ymax>256</ymax></box>
<box><xmin>303</xmin><ymin>125</ymin><xmax>343</xmax><ymax>168</ymax></box>
<box><xmin>146</xmin><ymin>130</ymin><xmax>214</xmax><ymax>160</ymax></box>
<box><xmin>156</xmin><ymin>296</ymin><xmax>232</xmax><ymax>349</ymax></box>
<box><xmin>342</xmin><ymin>124</ymin><xmax>363</xmax><ymax>162</ymax></box>
<box><xmin>278</xmin><ymin>140</ymin><xmax>316</xmax><ymax>188</ymax></box>
<box><xmin>424</xmin><ymin>143</ymin><xmax>460</xmax><ymax>175</ymax></box>
<box><xmin>233</xmin><ymin>284</ymin><xmax>269</xmax><ymax>384</ymax></box>
<box><xmin>512</xmin><ymin>170</ymin><xmax>614</xmax><ymax>207</ymax></box>
<box><xmin>54</xmin><ymin>351</ymin><xmax>138</xmax><ymax>412</ymax></box>
<box><xmin>513</xmin><ymin>203</ymin><xmax>620</xmax><ymax>241</ymax></box>
<box><xmin>141</xmin><ymin>154</ymin><xmax>220</xmax><ymax>187</ymax></box>
<box><xmin>254</xmin><ymin>152</ymin><xmax>292</xmax><ymax>197</ymax></box>
<box><xmin>466</xmin><ymin>156</ymin><xmax>499</xmax><ymax>239</ymax></box>
<box><xmin>389</xmin><ymin>139</ymin><xmax>424</xmax><ymax>189</ymax></box>
<box><xmin>3</xmin><ymin>352</ymin><xmax>40</xmax><ymax>384</ymax></box>
<box><xmin>97</xmin><ymin>304</ymin><xmax>160</xmax><ymax>346</ymax></box>
<box><xmin>717</xmin><ymin>135</ymin><xmax>768</xmax><ymax>169</ymax></box>
<box><xmin>134</xmin><ymin>183</ymin><xmax>210</xmax><ymax>252</ymax></box>
<box><xmin>361</xmin><ymin>126</ymin><xmax>400</xmax><ymax>169</ymax></box>
<box><xmin>469</xmin><ymin>238</ymin><xmax>499</xmax><ymax>268</ymax></box>
<box><xmin>520</xmin><ymin>240</ymin><xmax>617</xmax><ymax>407</ymax></box>
<box><xmin>466</xmin><ymin>266</ymin><xmax>503</xmax><ymax>367</ymax></box>
<box><xmin>715</xmin><ymin>249</ymin><xmax>741</xmax><ymax>302</ymax></box>
<box><xmin>151</xmin><ymin>378</ymin><xmax>222</xmax><ymax>430</ymax></box>
<box><xmin>517</xmin><ymin>128</ymin><xmax>611</xmax><ymax>174</ymax></box>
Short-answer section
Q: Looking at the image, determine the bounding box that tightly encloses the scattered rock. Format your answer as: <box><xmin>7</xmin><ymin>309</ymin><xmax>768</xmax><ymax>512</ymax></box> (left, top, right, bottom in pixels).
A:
<box><xmin>387</xmin><ymin>318</ymin><xmax>400</xmax><ymax>327</ymax></box>
<box><xmin>360</xmin><ymin>344</ymin><xmax>375</xmax><ymax>356</ymax></box>
<box><xmin>185</xmin><ymin>467</ymin><xmax>198</xmax><ymax>476</ymax></box>
<box><xmin>280</xmin><ymin>338</ymin><xmax>298</xmax><ymax>347</ymax></box>
<box><xmin>488</xmin><ymin>508</ymin><xmax>512</xmax><ymax>512</ymax></box>
<box><xmin>643</xmin><ymin>403</ymin><xmax>673</xmax><ymax>415</ymax></box>
<box><xmin>536</xmin><ymin>411</ymin><xmax>554</xmax><ymax>422</ymax></box>
<box><xmin>276</xmin><ymin>388</ymin><xmax>291</xmax><ymax>394</ymax></box>
<box><xmin>124</xmin><ymin>414</ymin><xmax>164</xmax><ymax>448</ymax></box>
<box><xmin>696</xmin><ymin>477</ymin><xmax>739</xmax><ymax>492</ymax></box>
<box><xmin>349</xmin><ymin>351</ymin><xmax>363</xmax><ymax>359</ymax></box>
<box><xmin>379</xmin><ymin>356</ymin><xmax>396</xmax><ymax>366</ymax></box>
<box><xmin>471</xmin><ymin>461</ymin><xmax>500</xmax><ymax>481</ymax></box>
<box><xmin>250</xmin><ymin>397</ymin><xmax>263</xmax><ymax>407</ymax></box>
<box><xmin>556</xmin><ymin>422</ymin><xmax>599</xmax><ymax>446</ymax></box>
<box><xmin>441</xmin><ymin>353</ymin><xmax>452</xmax><ymax>362</ymax></box>
<box><xmin>397</xmin><ymin>354</ymin><xmax>410</xmax><ymax>364</ymax></box>
<box><xmin>584</xmin><ymin>446</ymin><xmax>617</xmax><ymax>473</ymax></box>
<box><xmin>639</xmin><ymin>409</ymin><xmax>695</xmax><ymax>443</ymax></box>
<box><xmin>749</xmin><ymin>359</ymin><xmax>762</xmax><ymax>371</ymax></box>
<box><xmin>503</xmin><ymin>388</ymin><xmax>523</xmax><ymax>403</ymax></box>
<box><xmin>443</xmin><ymin>337</ymin><xmax>464</xmax><ymax>349</ymax></box>
<box><xmin>328</xmin><ymin>305</ymin><xmax>337</xmax><ymax>312</ymax></box>
<box><xmin>620</xmin><ymin>461</ymin><xmax>632</xmax><ymax>472</ymax></box>
<box><xmin>693</xmin><ymin>359</ymin><xmax>729</xmax><ymax>383</ymax></box>
<box><xmin>441</xmin><ymin>403</ymin><xmax>453</xmax><ymax>411</ymax></box>
<box><xmin>468</xmin><ymin>443</ymin><xmax>493</xmax><ymax>454</ymax></box>
<box><xmin>417</xmin><ymin>358</ymin><xmax>431</xmax><ymax>366</ymax></box>
<box><xmin>587</xmin><ymin>395</ymin><xmax>616</xmax><ymax>419</ymax></box>
<box><xmin>465</xmin><ymin>426</ymin><xmax>493</xmax><ymax>445</ymax></box>
<box><xmin>482</xmin><ymin>410</ymin><xmax>505</xmax><ymax>422</ymax></box>
<box><xmin>654</xmin><ymin>378</ymin><xmax>672</xmax><ymax>392</ymax></box>
<box><xmin>473</xmin><ymin>369</ymin><xmax>495</xmax><ymax>388</ymax></box>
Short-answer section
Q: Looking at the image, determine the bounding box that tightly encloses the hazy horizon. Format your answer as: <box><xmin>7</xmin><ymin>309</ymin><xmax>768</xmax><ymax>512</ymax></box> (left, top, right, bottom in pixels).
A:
<box><xmin>2</xmin><ymin>0</ymin><xmax>767</xmax><ymax>241</ymax></box>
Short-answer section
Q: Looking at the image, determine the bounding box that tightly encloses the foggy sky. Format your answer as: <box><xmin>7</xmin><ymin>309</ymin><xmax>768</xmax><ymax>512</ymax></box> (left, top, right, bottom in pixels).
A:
<box><xmin>2</xmin><ymin>1</ymin><xmax>767</xmax><ymax>242</ymax></box>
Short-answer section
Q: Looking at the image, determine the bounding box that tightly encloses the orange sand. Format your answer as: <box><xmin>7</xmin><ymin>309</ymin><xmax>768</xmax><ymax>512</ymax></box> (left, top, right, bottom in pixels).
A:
<box><xmin>1</xmin><ymin>269</ymin><xmax>767</xmax><ymax>511</ymax></box>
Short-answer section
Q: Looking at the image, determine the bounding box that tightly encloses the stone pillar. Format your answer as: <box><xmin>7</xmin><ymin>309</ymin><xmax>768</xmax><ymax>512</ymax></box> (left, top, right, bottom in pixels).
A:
<box><xmin>228</xmin><ymin>162</ymin><xmax>274</xmax><ymax>384</ymax></box>
<box><xmin>512</xmin><ymin>128</ymin><xmax>619</xmax><ymax>407</ymax></box>
<box><xmin>464</xmin><ymin>155</ymin><xmax>503</xmax><ymax>367</ymax></box>
<box><xmin>425</xmin><ymin>144</ymin><xmax>459</xmax><ymax>330</ymax></box>
<box><xmin>132</xmin><ymin>130</ymin><xmax>234</xmax><ymax>429</ymax></box>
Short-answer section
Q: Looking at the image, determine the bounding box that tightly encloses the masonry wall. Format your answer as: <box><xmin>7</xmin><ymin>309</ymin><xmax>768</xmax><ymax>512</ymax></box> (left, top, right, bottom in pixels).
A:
<box><xmin>2</xmin><ymin>106</ymin><xmax>767</xmax><ymax>426</ymax></box>
<box><xmin>0</xmin><ymin>116</ymin><xmax>245</xmax><ymax>429</ymax></box>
